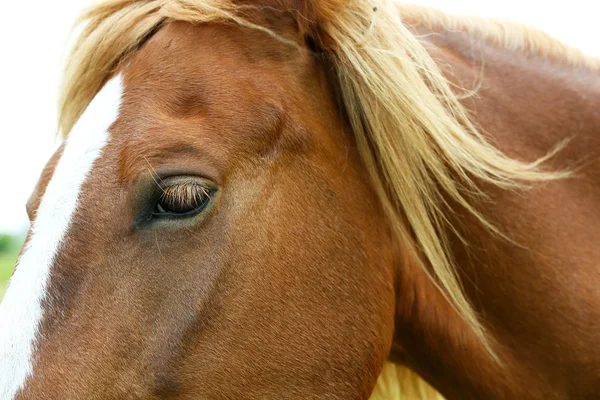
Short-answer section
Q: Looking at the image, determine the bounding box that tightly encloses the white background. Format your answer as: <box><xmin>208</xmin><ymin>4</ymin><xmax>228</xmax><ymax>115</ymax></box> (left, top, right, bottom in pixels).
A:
<box><xmin>1</xmin><ymin>1</ymin><xmax>599</xmax><ymax>234</ymax></box>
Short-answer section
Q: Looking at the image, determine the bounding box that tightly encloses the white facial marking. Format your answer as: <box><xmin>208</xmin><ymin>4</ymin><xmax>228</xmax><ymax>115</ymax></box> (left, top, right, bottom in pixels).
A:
<box><xmin>0</xmin><ymin>75</ymin><xmax>124</xmax><ymax>399</ymax></box>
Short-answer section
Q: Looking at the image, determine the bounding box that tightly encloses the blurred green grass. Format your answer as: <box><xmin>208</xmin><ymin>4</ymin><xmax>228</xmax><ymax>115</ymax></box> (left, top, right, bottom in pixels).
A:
<box><xmin>0</xmin><ymin>250</ymin><xmax>19</xmax><ymax>300</ymax></box>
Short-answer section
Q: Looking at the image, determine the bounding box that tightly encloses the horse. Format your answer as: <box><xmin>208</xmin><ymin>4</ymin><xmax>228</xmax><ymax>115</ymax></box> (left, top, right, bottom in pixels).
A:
<box><xmin>1</xmin><ymin>0</ymin><xmax>599</xmax><ymax>398</ymax></box>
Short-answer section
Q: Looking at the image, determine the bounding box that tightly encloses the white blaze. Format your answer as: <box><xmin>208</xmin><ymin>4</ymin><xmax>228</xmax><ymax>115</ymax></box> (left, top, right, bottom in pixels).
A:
<box><xmin>0</xmin><ymin>76</ymin><xmax>124</xmax><ymax>399</ymax></box>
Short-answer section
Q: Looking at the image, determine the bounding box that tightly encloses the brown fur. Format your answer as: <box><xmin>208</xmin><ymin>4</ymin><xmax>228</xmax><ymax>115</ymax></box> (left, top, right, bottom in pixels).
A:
<box><xmin>24</xmin><ymin>21</ymin><xmax>395</xmax><ymax>399</ymax></box>
<box><xmin>18</xmin><ymin>4</ymin><xmax>600</xmax><ymax>399</ymax></box>
<box><xmin>390</xmin><ymin>26</ymin><xmax>600</xmax><ymax>399</ymax></box>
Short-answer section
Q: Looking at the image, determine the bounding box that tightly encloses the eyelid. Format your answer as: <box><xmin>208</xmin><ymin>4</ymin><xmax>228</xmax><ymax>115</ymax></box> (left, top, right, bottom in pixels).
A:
<box><xmin>132</xmin><ymin>173</ymin><xmax>219</xmax><ymax>229</ymax></box>
<box><xmin>156</xmin><ymin>175</ymin><xmax>216</xmax><ymax>191</ymax></box>
<box><xmin>152</xmin><ymin>203</ymin><xmax>208</xmax><ymax>218</ymax></box>
<box><xmin>152</xmin><ymin>179</ymin><xmax>215</xmax><ymax>218</ymax></box>
<box><xmin>160</xmin><ymin>182</ymin><xmax>211</xmax><ymax>205</ymax></box>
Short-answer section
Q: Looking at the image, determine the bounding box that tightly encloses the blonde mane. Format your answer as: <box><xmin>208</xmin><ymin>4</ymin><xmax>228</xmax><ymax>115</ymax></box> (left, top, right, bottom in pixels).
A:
<box><xmin>398</xmin><ymin>3</ymin><xmax>600</xmax><ymax>70</ymax></box>
<box><xmin>58</xmin><ymin>1</ymin><xmax>582</xmax><ymax>399</ymax></box>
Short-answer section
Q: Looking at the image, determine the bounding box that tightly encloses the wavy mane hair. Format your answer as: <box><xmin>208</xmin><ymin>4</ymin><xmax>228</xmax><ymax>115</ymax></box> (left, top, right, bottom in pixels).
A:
<box><xmin>58</xmin><ymin>1</ymin><xmax>589</xmax><ymax>398</ymax></box>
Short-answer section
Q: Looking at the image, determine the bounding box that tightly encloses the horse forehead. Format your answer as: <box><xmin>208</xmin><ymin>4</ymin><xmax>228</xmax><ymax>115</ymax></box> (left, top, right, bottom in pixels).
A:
<box><xmin>139</xmin><ymin>22</ymin><xmax>315</xmax><ymax>110</ymax></box>
<box><xmin>121</xmin><ymin>22</ymin><xmax>296</xmax><ymax>118</ymax></box>
<box><xmin>111</xmin><ymin>21</ymin><xmax>318</xmax><ymax>182</ymax></box>
<box><xmin>124</xmin><ymin>21</ymin><xmax>305</xmax><ymax>93</ymax></box>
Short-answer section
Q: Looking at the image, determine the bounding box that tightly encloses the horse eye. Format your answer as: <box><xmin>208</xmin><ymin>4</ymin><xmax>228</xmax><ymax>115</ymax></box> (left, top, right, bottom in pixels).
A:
<box><xmin>153</xmin><ymin>183</ymin><xmax>212</xmax><ymax>217</ymax></box>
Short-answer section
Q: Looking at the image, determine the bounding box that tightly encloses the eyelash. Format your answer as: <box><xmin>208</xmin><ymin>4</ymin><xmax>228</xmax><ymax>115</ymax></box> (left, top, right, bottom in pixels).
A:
<box><xmin>153</xmin><ymin>183</ymin><xmax>212</xmax><ymax>217</ymax></box>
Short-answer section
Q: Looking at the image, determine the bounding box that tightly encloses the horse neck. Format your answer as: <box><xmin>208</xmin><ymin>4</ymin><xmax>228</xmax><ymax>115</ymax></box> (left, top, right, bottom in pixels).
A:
<box><xmin>390</xmin><ymin>28</ymin><xmax>600</xmax><ymax>400</ymax></box>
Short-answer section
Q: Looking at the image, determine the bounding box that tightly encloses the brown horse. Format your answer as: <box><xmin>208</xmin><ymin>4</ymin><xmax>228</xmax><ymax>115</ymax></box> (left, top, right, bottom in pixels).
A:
<box><xmin>1</xmin><ymin>1</ymin><xmax>599</xmax><ymax>399</ymax></box>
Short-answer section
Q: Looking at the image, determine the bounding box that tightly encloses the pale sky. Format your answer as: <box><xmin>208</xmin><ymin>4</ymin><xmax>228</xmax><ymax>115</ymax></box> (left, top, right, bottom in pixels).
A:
<box><xmin>1</xmin><ymin>1</ymin><xmax>599</xmax><ymax>234</ymax></box>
